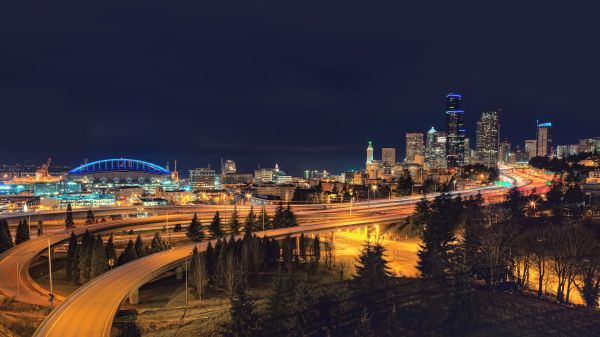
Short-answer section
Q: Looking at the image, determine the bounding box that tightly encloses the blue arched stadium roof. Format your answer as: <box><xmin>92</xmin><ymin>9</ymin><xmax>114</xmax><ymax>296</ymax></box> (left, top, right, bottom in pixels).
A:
<box><xmin>67</xmin><ymin>158</ymin><xmax>170</xmax><ymax>176</ymax></box>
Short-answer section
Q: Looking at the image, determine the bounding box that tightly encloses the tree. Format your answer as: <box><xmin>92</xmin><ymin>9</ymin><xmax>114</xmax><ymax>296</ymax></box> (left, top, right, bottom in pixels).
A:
<box><xmin>116</xmin><ymin>321</ymin><xmax>142</xmax><ymax>337</ymax></box>
<box><xmin>353</xmin><ymin>240</ymin><xmax>392</xmax><ymax>311</ymax></box>
<box><xmin>134</xmin><ymin>234</ymin><xmax>146</xmax><ymax>258</ymax></box>
<box><xmin>284</xmin><ymin>204</ymin><xmax>298</xmax><ymax>227</ymax></box>
<box><xmin>205</xmin><ymin>241</ymin><xmax>216</xmax><ymax>282</ymax></box>
<box><xmin>417</xmin><ymin>193</ymin><xmax>460</xmax><ymax>280</ymax></box>
<box><xmin>229</xmin><ymin>207</ymin><xmax>241</xmax><ymax>235</ymax></box>
<box><xmin>0</xmin><ymin>219</ymin><xmax>13</xmax><ymax>254</ymax></box>
<box><xmin>479</xmin><ymin>217</ymin><xmax>516</xmax><ymax>290</ymax></box>
<box><xmin>271</xmin><ymin>203</ymin><xmax>286</xmax><ymax>229</ymax></box>
<box><xmin>150</xmin><ymin>232</ymin><xmax>165</xmax><ymax>253</ymax></box>
<box><xmin>15</xmin><ymin>219</ymin><xmax>30</xmax><ymax>244</ymax></box>
<box><xmin>186</xmin><ymin>213</ymin><xmax>204</xmax><ymax>242</ymax></box>
<box><xmin>244</xmin><ymin>206</ymin><xmax>257</xmax><ymax>237</ymax></box>
<box><xmin>91</xmin><ymin>236</ymin><xmax>108</xmax><ymax>278</ymax></box>
<box><xmin>265</xmin><ymin>273</ymin><xmax>295</xmax><ymax>334</ymax></box>
<box><xmin>282</xmin><ymin>235</ymin><xmax>293</xmax><ymax>272</ymax></box>
<box><xmin>65</xmin><ymin>203</ymin><xmax>75</xmax><ymax>229</ymax></box>
<box><xmin>119</xmin><ymin>240</ymin><xmax>138</xmax><ymax>265</ymax></box>
<box><xmin>313</xmin><ymin>235</ymin><xmax>321</xmax><ymax>265</ymax></box>
<box><xmin>223</xmin><ymin>281</ymin><xmax>259</xmax><ymax>337</ymax></box>
<box><xmin>209</xmin><ymin>212</ymin><xmax>224</xmax><ymax>238</ymax></box>
<box><xmin>65</xmin><ymin>232</ymin><xmax>78</xmax><ymax>281</ymax></box>
<box><xmin>78</xmin><ymin>230</ymin><xmax>94</xmax><ymax>284</ymax></box>
<box><xmin>189</xmin><ymin>247</ymin><xmax>208</xmax><ymax>299</ymax></box>
<box><xmin>85</xmin><ymin>209</ymin><xmax>95</xmax><ymax>224</ymax></box>
<box><xmin>105</xmin><ymin>234</ymin><xmax>117</xmax><ymax>268</ymax></box>
<box><xmin>299</xmin><ymin>233</ymin><xmax>308</xmax><ymax>263</ymax></box>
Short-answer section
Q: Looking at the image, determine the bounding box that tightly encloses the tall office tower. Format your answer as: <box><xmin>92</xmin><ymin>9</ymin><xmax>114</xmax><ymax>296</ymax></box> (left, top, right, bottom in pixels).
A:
<box><xmin>429</xmin><ymin>131</ymin><xmax>447</xmax><ymax>169</ymax></box>
<box><xmin>464</xmin><ymin>137</ymin><xmax>472</xmax><ymax>164</ymax></box>
<box><xmin>366</xmin><ymin>141</ymin><xmax>374</xmax><ymax>164</ymax></box>
<box><xmin>498</xmin><ymin>140</ymin><xmax>511</xmax><ymax>164</ymax></box>
<box><xmin>381</xmin><ymin>147</ymin><xmax>396</xmax><ymax>167</ymax></box>
<box><xmin>445</xmin><ymin>93</ymin><xmax>466</xmax><ymax>168</ymax></box>
<box><xmin>476</xmin><ymin>110</ymin><xmax>500</xmax><ymax>168</ymax></box>
<box><xmin>525</xmin><ymin>140</ymin><xmax>537</xmax><ymax>159</ymax></box>
<box><xmin>425</xmin><ymin>126</ymin><xmax>437</xmax><ymax>165</ymax></box>
<box><xmin>536</xmin><ymin>122</ymin><xmax>552</xmax><ymax>157</ymax></box>
<box><xmin>405</xmin><ymin>132</ymin><xmax>425</xmax><ymax>164</ymax></box>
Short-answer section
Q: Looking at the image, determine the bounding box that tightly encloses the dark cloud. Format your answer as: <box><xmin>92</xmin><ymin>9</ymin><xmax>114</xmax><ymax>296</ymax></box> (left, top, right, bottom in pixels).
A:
<box><xmin>1</xmin><ymin>1</ymin><xmax>600</xmax><ymax>175</ymax></box>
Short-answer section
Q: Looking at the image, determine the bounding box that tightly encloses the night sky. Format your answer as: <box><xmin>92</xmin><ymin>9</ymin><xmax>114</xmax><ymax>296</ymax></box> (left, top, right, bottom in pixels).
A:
<box><xmin>2</xmin><ymin>1</ymin><xmax>600</xmax><ymax>176</ymax></box>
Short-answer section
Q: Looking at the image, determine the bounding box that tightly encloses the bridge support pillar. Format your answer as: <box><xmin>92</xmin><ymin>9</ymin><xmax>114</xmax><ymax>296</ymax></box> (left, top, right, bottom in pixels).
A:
<box><xmin>128</xmin><ymin>288</ymin><xmax>139</xmax><ymax>304</ymax></box>
<box><xmin>175</xmin><ymin>266</ymin><xmax>184</xmax><ymax>280</ymax></box>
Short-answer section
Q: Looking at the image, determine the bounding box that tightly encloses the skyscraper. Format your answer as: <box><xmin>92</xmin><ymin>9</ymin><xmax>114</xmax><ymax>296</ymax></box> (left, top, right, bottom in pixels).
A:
<box><xmin>498</xmin><ymin>140</ymin><xmax>511</xmax><ymax>164</ymax></box>
<box><xmin>524</xmin><ymin>140</ymin><xmax>537</xmax><ymax>159</ymax></box>
<box><xmin>381</xmin><ymin>147</ymin><xmax>396</xmax><ymax>167</ymax></box>
<box><xmin>366</xmin><ymin>141</ymin><xmax>374</xmax><ymax>164</ymax></box>
<box><xmin>476</xmin><ymin>110</ymin><xmax>500</xmax><ymax>168</ymax></box>
<box><xmin>536</xmin><ymin>122</ymin><xmax>552</xmax><ymax>157</ymax></box>
<box><xmin>445</xmin><ymin>93</ymin><xmax>466</xmax><ymax>168</ymax></box>
<box><xmin>405</xmin><ymin>133</ymin><xmax>424</xmax><ymax>164</ymax></box>
<box><xmin>425</xmin><ymin>126</ymin><xmax>437</xmax><ymax>166</ymax></box>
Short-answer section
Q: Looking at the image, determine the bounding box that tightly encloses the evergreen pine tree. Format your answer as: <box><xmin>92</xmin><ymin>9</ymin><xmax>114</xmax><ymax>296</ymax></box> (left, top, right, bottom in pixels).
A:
<box><xmin>353</xmin><ymin>241</ymin><xmax>392</xmax><ymax>311</ymax></box>
<box><xmin>119</xmin><ymin>240</ymin><xmax>138</xmax><ymax>265</ymax></box>
<box><xmin>189</xmin><ymin>246</ymin><xmax>208</xmax><ymax>299</ymax></box>
<box><xmin>205</xmin><ymin>241</ymin><xmax>216</xmax><ymax>282</ymax></box>
<box><xmin>299</xmin><ymin>233</ymin><xmax>307</xmax><ymax>263</ymax></box>
<box><xmin>105</xmin><ymin>234</ymin><xmax>117</xmax><ymax>268</ymax></box>
<box><xmin>91</xmin><ymin>236</ymin><xmax>108</xmax><ymax>278</ymax></box>
<box><xmin>228</xmin><ymin>207</ymin><xmax>241</xmax><ymax>235</ymax></box>
<box><xmin>417</xmin><ymin>193</ymin><xmax>459</xmax><ymax>280</ymax></box>
<box><xmin>71</xmin><ymin>240</ymin><xmax>80</xmax><ymax>284</ymax></box>
<box><xmin>209</xmin><ymin>212</ymin><xmax>224</xmax><ymax>238</ymax></box>
<box><xmin>0</xmin><ymin>219</ymin><xmax>14</xmax><ymax>253</ymax></box>
<box><xmin>65</xmin><ymin>232</ymin><xmax>78</xmax><ymax>281</ymax></box>
<box><xmin>134</xmin><ymin>234</ymin><xmax>146</xmax><ymax>257</ymax></box>
<box><xmin>186</xmin><ymin>213</ymin><xmax>205</xmax><ymax>242</ymax></box>
<box><xmin>78</xmin><ymin>230</ymin><xmax>94</xmax><ymax>284</ymax></box>
<box><xmin>282</xmin><ymin>235</ymin><xmax>293</xmax><ymax>272</ymax></box>
<box><xmin>85</xmin><ymin>209</ymin><xmax>95</xmax><ymax>224</ymax></box>
<box><xmin>271</xmin><ymin>203</ymin><xmax>286</xmax><ymax>228</ymax></box>
<box><xmin>313</xmin><ymin>235</ymin><xmax>321</xmax><ymax>265</ymax></box>
<box><xmin>244</xmin><ymin>206</ymin><xmax>257</xmax><ymax>237</ymax></box>
<box><xmin>150</xmin><ymin>232</ymin><xmax>165</xmax><ymax>253</ymax></box>
<box><xmin>284</xmin><ymin>204</ymin><xmax>298</xmax><ymax>227</ymax></box>
<box><xmin>65</xmin><ymin>203</ymin><xmax>75</xmax><ymax>229</ymax></box>
<box><xmin>15</xmin><ymin>219</ymin><xmax>30</xmax><ymax>244</ymax></box>
<box><xmin>265</xmin><ymin>273</ymin><xmax>294</xmax><ymax>334</ymax></box>
<box><xmin>223</xmin><ymin>281</ymin><xmax>259</xmax><ymax>337</ymax></box>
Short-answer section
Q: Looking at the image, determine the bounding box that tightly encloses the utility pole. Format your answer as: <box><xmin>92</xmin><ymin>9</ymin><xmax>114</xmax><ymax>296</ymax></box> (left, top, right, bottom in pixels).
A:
<box><xmin>185</xmin><ymin>258</ymin><xmax>188</xmax><ymax>306</ymax></box>
<box><xmin>47</xmin><ymin>239</ymin><xmax>54</xmax><ymax>306</ymax></box>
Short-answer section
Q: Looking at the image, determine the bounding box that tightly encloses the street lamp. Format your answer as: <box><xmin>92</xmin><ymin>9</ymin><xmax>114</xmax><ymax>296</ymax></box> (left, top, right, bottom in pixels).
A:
<box><xmin>369</xmin><ymin>185</ymin><xmax>377</xmax><ymax>210</ymax></box>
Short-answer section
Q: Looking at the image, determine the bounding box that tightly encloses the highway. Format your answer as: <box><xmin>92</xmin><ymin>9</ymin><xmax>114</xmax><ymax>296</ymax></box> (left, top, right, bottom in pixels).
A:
<box><xmin>29</xmin><ymin>170</ymin><xmax>551</xmax><ymax>337</ymax></box>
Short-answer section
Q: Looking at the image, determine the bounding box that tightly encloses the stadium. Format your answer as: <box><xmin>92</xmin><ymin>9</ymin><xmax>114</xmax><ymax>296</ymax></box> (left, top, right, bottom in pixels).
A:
<box><xmin>67</xmin><ymin>158</ymin><xmax>171</xmax><ymax>188</ymax></box>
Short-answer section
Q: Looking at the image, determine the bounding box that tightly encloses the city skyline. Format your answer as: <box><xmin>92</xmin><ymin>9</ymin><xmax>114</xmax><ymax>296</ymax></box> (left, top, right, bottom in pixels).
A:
<box><xmin>3</xmin><ymin>2</ymin><xmax>600</xmax><ymax>175</ymax></box>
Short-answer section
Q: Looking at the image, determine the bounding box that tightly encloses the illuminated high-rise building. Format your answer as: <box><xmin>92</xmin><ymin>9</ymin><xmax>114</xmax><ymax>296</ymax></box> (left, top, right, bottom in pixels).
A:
<box><xmin>366</xmin><ymin>141</ymin><xmax>374</xmax><ymax>164</ymax></box>
<box><xmin>445</xmin><ymin>93</ymin><xmax>466</xmax><ymax>168</ymax></box>
<box><xmin>476</xmin><ymin>110</ymin><xmax>500</xmax><ymax>168</ymax></box>
<box><xmin>536</xmin><ymin>122</ymin><xmax>552</xmax><ymax>157</ymax></box>
<box><xmin>428</xmin><ymin>131</ymin><xmax>447</xmax><ymax>169</ymax></box>
<box><xmin>405</xmin><ymin>133</ymin><xmax>424</xmax><ymax>164</ymax></box>
<box><xmin>524</xmin><ymin>140</ymin><xmax>537</xmax><ymax>159</ymax></box>
<box><xmin>498</xmin><ymin>140</ymin><xmax>511</xmax><ymax>164</ymax></box>
<box><xmin>381</xmin><ymin>147</ymin><xmax>396</xmax><ymax>167</ymax></box>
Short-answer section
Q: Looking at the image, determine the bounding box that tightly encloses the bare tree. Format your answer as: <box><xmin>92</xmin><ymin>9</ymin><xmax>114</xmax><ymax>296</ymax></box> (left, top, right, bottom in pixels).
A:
<box><xmin>548</xmin><ymin>223</ymin><xmax>596</xmax><ymax>304</ymax></box>
<box><xmin>190</xmin><ymin>251</ymin><xmax>208</xmax><ymax>300</ymax></box>
<box><xmin>530</xmin><ymin>226</ymin><xmax>550</xmax><ymax>298</ymax></box>
<box><xmin>323</xmin><ymin>234</ymin><xmax>336</xmax><ymax>268</ymax></box>
<box><xmin>479</xmin><ymin>215</ymin><xmax>516</xmax><ymax>290</ymax></box>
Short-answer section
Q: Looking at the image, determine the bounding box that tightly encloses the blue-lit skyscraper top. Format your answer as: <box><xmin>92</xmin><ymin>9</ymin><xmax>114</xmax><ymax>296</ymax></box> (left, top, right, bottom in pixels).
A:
<box><xmin>446</xmin><ymin>93</ymin><xmax>462</xmax><ymax>110</ymax></box>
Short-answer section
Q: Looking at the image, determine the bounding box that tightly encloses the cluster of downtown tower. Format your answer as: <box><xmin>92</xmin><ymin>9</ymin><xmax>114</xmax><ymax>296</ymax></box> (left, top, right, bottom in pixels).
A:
<box><xmin>365</xmin><ymin>92</ymin><xmax>555</xmax><ymax>175</ymax></box>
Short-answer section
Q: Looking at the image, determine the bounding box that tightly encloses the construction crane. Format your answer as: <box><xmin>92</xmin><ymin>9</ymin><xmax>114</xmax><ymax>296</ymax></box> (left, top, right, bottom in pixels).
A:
<box><xmin>35</xmin><ymin>158</ymin><xmax>51</xmax><ymax>181</ymax></box>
